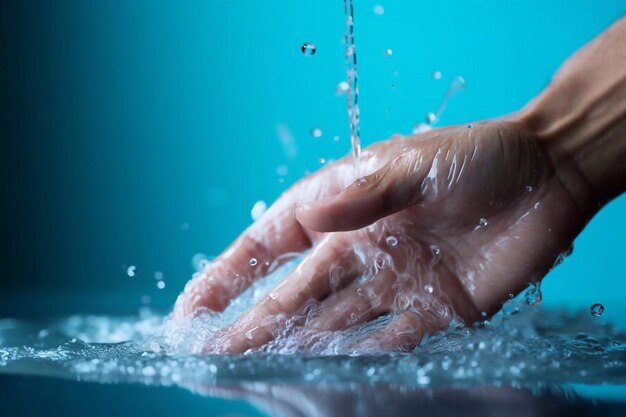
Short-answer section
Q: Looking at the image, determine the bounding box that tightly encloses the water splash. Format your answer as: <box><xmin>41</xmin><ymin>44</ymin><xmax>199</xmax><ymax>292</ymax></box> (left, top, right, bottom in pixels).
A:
<box><xmin>1</xmin><ymin>303</ymin><xmax>624</xmax><ymax>389</ymax></box>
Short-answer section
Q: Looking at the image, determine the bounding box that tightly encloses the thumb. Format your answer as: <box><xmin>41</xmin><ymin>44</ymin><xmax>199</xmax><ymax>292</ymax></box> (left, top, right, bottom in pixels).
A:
<box><xmin>296</xmin><ymin>151</ymin><xmax>429</xmax><ymax>232</ymax></box>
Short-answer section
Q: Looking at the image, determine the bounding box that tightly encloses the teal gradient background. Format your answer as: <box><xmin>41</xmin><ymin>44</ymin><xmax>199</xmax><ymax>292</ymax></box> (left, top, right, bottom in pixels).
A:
<box><xmin>2</xmin><ymin>0</ymin><xmax>625</xmax><ymax>324</ymax></box>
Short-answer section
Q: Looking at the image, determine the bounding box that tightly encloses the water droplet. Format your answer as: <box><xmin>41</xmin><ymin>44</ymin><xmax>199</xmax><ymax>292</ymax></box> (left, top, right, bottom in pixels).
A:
<box><xmin>336</xmin><ymin>81</ymin><xmax>349</xmax><ymax>95</ymax></box>
<box><xmin>301</xmin><ymin>43</ymin><xmax>316</xmax><ymax>56</ymax></box>
<box><xmin>590</xmin><ymin>303</ymin><xmax>604</xmax><ymax>317</ymax></box>
<box><xmin>385</xmin><ymin>48</ymin><xmax>393</xmax><ymax>56</ymax></box>
<box><xmin>249</xmin><ymin>258</ymin><xmax>258</xmax><ymax>267</ymax></box>
<box><xmin>524</xmin><ymin>286</ymin><xmax>542</xmax><ymax>306</ymax></box>
<box><xmin>276</xmin><ymin>165</ymin><xmax>288</xmax><ymax>176</ymax></box>
<box><xmin>250</xmin><ymin>200</ymin><xmax>267</xmax><ymax>221</ymax></box>
<box><xmin>450</xmin><ymin>75</ymin><xmax>466</xmax><ymax>91</ymax></box>
<box><xmin>432</xmin><ymin>70</ymin><xmax>442</xmax><ymax>80</ymax></box>
<box><xmin>467</xmin><ymin>123</ymin><xmax>473</xmax><ymax>129</ymax></box>
<box><xmin>425</xmin><ymin>112</ymin><xmax>437</xmax><ymax>124</ymax></box>
<box><xmin>386</xmin><ymin>235</ymin><xmax>398</xmax><ymax>247</ymax></box>
<box><xmin>153</xmin><ymin>271</ymin><xmax>164</xmax><ymax>280</ymax></box>
<box><xmin>126</xmin><ymin>266</ymin><xmax>136</xmax><ymax>277</ymax></box>
<box><xmin>478</xmin><ymin>218</ymin><xmax>488</xmax><ymax>227</ymax></box>
<box><xmin>424</xmin><ymin>284</ymin><xmax>434</xmax><ymax>294</ymax></box>
<box><xmin>156</xmin><ymin>281</ymin><xmax>165</xmax><ymax>290</ymax></box>
<box><xmin>526</xmin><ymin>185</ymin><xmax>533</xmax><ymax>192</ymax></box>
<box><xmin>142</xmin><ymin>366</ymin><xmax>157</xmax><ymax>377</ymax></box>
<box><xmin>503</xmin><ymin>303</ymin><xmax>520</xmax><ymax>316</ymax></box>
<box><xmin>310</xmin><ymin>127</ymin><xmax>323</xmax><ymax>138</ymax></box>
<box><xmin>373</xmin><ymin>4</ymin><xmax>384</xmax><ymax>15</ymax></box>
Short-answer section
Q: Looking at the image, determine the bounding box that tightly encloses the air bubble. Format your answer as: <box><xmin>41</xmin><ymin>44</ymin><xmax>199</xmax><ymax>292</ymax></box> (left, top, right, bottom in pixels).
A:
<box><xmin>333</xmin><ymin>135</ymin><xmax>340</xmax><ymax>142</ymax></box>
<box><xmin>126</xmin><ymin>266</ymin><xmax>136</xmax><ymax>277</ymax></box>
<box><xmin>249</xmin><ymin>258</ymin><xmax>258</xmax><ymax>267</ymax></box>
<box><xmin>430</xmin><ymin>245</ymin><xmax>441</xmax><ymax>257</ymax></box>
<box><xmin>301</xmin><ymin>43</ymin><xmax>316</xmax><ymax>56</ymax></box>
<box><xmin>526</xmin><ymin>186</ymin><xmax>533</xmax><ymax>192</ymax></box>
<box><xmin>424</xmin><ymin>284</ymin><xmax>434</xmax><ymax>294</ymax></box>
<box><xmin>590</xmin><ymin>303</ymin><xmax>604</xmax><ymax>317</ymax></box>
<box><xmin>153</xmin><ymin>271</ymin><xmax>163</xmax><ymax>281</ymax></box>
<box><xmin>319</xmin><ymin>158</ymin><xmax>326</xmax><ymax>165</ymax></box>
<box><xmin>385</xmin><ymin>49</ymin><xmax>393</xmax><ymax>56</ymax></box>
<box><xmin>425</xmin><ymin>112</ymin><xmax>437</xmax><ymax>124</ymax></box>
<box><xmin>432</xmin><ymin>70</ymin><xmax>442</xmax><ymax>80</ymax></box>
<box><xmin>478</xmin><ymin>218</ymin><xmax>488</xmax><ymax>228</ymax></box>
<box><xmin>310</xmin><ymin>127</ymin><xmax>323</xmax><ymax>138</ymax></box>
<box><xmin>156</xmin><ymin>281</ymin><xmax>165</xmax><ymax>290</ymax></box>
<box><xmin>467</xmin><ymin>123</ymin><xmax>473</xmax><ymax>129</ymax></box>
<box><xmin>373</xmin><ymin>4</ymin><xmax>384</xmax><ymax>15</ymax></box>
<box><xmin>250</xmin><ymin>200</ymin><xmax>267</xmax><ymax>221</ymax></box>
<box><xmin>386</xmin><ymin>235</ymin><xmax>398</xmax><ymax>247</ymax></box>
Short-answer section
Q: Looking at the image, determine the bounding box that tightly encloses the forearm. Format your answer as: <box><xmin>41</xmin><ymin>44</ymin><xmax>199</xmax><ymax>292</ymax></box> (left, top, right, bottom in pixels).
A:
<box><xmin>520</xmin><ymin>16</ymin><xmax>626</xmax><ymax>211</ymax></box>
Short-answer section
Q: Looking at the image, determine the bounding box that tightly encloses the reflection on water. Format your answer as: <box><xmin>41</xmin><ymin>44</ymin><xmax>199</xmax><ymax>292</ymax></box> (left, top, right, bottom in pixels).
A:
<box><xmin>193</xmin><ymin>384</ymin><xmax>626</xmax><ymax>417</ymax></box>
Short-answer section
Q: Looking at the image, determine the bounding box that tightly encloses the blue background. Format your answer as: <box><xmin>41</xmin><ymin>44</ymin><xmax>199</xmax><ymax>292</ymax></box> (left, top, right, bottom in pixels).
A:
<box><xmin>2</xmin><ymin>0</ymin><xmax>625</xmax><ymax>324</ymax></box>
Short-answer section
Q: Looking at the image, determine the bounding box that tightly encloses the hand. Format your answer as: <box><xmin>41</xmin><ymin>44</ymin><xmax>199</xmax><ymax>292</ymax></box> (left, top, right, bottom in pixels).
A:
<box><xmin>173</xmin><ymin>119</ymin><xmax>589</xmax><ymax>353</ymax></box>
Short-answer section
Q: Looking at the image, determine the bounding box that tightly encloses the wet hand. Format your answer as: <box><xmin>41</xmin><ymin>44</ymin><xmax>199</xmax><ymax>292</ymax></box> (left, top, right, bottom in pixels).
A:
<box><xmin>173</xmin><ymin>119</ymin><xmax>588</xmax><ymax>353</ymax></box>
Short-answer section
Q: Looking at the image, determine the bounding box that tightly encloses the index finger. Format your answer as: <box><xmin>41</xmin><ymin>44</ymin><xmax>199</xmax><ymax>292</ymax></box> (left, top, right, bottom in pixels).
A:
<box><xmin>173</xmin><ymin>195</ymin><xmax>313</xmax><ymax>318</ymax></box>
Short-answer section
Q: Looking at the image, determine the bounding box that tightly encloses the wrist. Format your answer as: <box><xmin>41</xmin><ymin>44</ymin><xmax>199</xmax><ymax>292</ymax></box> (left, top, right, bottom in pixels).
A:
<box><xmin>518</xmin><ymin>17</ymin><xmax>626</xmax><ymax>213</ymax></box>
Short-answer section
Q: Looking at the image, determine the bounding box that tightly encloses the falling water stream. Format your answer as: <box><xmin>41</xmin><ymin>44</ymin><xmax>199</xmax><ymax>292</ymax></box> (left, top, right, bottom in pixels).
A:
<box><xmin>343</xmin><ymin>0</ymin><xmax>361</xmax><ymax>162</ymax></box>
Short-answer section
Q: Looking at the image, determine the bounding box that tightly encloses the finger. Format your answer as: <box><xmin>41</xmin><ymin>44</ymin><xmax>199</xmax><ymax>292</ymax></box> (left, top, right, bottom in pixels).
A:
<box><xmin>173</xmin><ymin>196</ymin><xmax>312</xmax><ymax>318</ymax></box>
<box><xmin>296</xmin><ymin>150</ymin><xmax>431</xmax><ymax>232</ymax></box>
<box><xmin>306</xmin><ymin>270</ymin><xmax>396</xmax><ymax>332</ymax></box>
<box><xmin>355</xmin><ymin>310</ymin><xmax>433</xmax><ymax>352</ymax></box>
<box><xmin>219</xmin><ymin>234</ymin><xmax>364</xmax><ymax>353</ymax></box>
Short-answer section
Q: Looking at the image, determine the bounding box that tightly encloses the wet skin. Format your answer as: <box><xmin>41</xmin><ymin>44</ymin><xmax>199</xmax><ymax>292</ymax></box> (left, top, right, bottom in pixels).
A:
<box><xmin>173</xmin><ymin>120</ymin><xmax>586</xmax><ymax>353</ymax></box>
